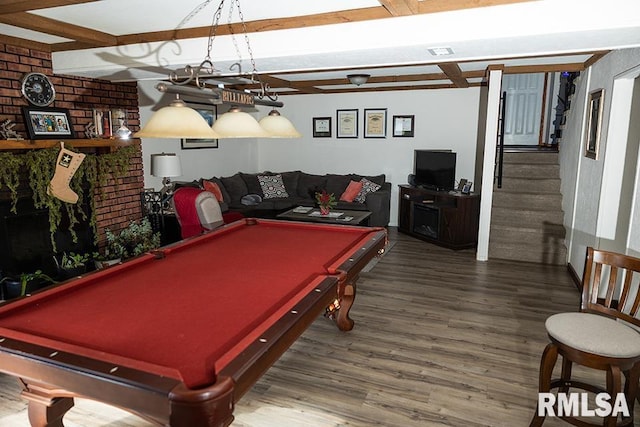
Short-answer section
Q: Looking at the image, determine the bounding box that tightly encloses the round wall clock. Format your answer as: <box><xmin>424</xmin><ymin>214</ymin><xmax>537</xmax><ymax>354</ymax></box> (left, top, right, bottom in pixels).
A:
<box><xmin>21</xmin><ymin>72</ymin><xmax>55</xmax><ymax>107</ymax></box>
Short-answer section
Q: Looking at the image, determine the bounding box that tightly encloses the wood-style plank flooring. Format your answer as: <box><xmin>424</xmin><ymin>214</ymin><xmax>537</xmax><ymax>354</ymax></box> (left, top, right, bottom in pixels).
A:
<box><xmin>0</xmin><ymin>228</ymin><xmax>632</xmax><ymax>426</ymax></box>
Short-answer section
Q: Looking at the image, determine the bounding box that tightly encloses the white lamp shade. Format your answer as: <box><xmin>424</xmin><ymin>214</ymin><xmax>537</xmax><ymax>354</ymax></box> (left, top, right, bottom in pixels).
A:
<box><xmin>212</xmin><ymin>108</ymin><xmax>270</xmax><ymax>138</ymax></box>
<box><xmin>135</xmin><ymin>98</ymin><xmax>220</xmax><ymax>139</ymax></box>
<box><xmin>151</xmin><ymin>153</ymin><xmax>182</xmax><ymax>178</ymax></box>
<box><xmin>259</xmin><ymin>110</ymin><xmax>301</xmax><ymax>138</ymax></box>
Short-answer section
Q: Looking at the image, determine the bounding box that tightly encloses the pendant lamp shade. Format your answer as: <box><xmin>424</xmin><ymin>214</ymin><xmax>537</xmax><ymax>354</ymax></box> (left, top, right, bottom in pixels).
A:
<box><xmin>135</xmin><ymin>98</ymin><xmax>220</xmax><ymax>139</ymax></box>
<box><xmin>258</xmin><ymin>110</ymin><xmax>301</xmax><ymax>138</ymax></box>
<box><xmin>212</xmin><ymin>106</ymin><xmax>270</xmax><ymax>138</ymax></box>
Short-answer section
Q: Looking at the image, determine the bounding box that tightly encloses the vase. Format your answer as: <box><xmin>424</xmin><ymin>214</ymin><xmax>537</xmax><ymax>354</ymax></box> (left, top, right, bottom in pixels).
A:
<box><xmin>320</xmin><ymin>206</ymin><xmax>331</xmax><ymax>216</ymax></box>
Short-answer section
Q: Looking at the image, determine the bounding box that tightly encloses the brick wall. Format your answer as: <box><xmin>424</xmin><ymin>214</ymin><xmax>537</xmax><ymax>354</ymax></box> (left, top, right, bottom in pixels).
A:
<box><xmin>0</xmin><ymin>42</ymin><xmax>144</xmax><ymax>247</ymax></box>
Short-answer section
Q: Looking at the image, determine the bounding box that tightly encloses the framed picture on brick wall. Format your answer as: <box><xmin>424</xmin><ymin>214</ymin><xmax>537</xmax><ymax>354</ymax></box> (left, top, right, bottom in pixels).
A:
<box><xmin>22</xmin><ymin>106</ymin><xmax>73</xmax><ymax>139</ymax></box>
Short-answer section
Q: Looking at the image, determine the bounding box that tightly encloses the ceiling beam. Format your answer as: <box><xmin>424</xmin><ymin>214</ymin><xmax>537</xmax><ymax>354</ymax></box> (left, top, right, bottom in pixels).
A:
<box><xmin>0</xmin><ymin>12</ymin><xmax>116</xmax><ymax>45</ymax></box>
<box><xmin>52</xmin><ymin>7</ymin><xmax>391</xmax><ymax>52</ymax></box>
<box><xmin>0</xmin><ymin>0</ymin><xmax>98</xmax><ymax>15</ymax></box>
<box><xmin>378</xmin><ymin>0</ymin><xmax>420</xmax><ymax>16</ymax></box>
<box><xmin>438</xmin><ymin>63</ymin><xmax>470</xmax><ymax>88</ymax></box>
<box><xmin>417</xmin><ymin>0</ymin><xmax>538</xmax><ymax>14</ymax></box>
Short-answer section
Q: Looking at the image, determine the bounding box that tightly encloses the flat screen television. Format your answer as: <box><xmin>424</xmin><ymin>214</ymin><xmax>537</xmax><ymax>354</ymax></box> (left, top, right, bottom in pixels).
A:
<box><xmin>414</xmin><ymin>150</ymin><xmax>456</xmax><ymax>191</ymax></box>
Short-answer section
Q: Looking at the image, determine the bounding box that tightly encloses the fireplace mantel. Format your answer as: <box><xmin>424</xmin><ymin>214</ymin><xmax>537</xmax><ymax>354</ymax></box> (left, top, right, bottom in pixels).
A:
<box><xmin>0</xmin><ymin>138</ymin><xmax>140</xmax><ymax>151</ymax></box>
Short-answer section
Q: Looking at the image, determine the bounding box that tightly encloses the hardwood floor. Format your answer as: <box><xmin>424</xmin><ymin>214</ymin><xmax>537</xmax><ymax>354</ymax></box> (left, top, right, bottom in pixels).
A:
<box><xmin>0</xmin><ymin>228</ymin><xmax>629</xmax><ymax>426</ymax></box>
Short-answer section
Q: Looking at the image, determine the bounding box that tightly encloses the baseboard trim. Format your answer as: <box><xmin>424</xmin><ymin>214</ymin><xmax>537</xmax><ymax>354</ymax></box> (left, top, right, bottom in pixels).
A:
<box><xmin>567</xmin><ymin>262</ymin><xmax>581</xmax><ymax>292</ymax></box>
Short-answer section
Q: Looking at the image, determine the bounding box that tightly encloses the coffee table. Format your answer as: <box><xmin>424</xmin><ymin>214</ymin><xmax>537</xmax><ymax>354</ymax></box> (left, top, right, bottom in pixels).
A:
<box><xmin>277</xmin><ymin>206</ymin><xmax>372</xmax><ymax>226</ymax></box>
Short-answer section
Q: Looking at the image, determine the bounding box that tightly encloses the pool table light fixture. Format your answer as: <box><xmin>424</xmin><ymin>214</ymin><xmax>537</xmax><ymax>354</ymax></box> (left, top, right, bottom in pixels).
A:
<box><xmin>136</xmin><ymin>0</ymin><xmax>300</xmax><ymax>139</ymax></box>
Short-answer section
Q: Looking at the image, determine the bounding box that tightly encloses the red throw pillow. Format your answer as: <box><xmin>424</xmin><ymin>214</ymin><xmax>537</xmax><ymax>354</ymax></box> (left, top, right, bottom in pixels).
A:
<box><xmin>203</xmin><ymin>180</ymin><xmax>224</xmax><ymax>202</ymax></box>
<box><xmin>340</xmin><ymin>180</ymin><xmax>363</xmax><ymax>202</ymax></box>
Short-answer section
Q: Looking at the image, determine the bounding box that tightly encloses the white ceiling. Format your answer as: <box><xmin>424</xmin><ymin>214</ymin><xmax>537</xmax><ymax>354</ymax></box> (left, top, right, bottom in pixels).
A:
<box><xmin>1</xmin><ymin>0</ymin><xmax>640</xmax><ymax>93</ymax></box>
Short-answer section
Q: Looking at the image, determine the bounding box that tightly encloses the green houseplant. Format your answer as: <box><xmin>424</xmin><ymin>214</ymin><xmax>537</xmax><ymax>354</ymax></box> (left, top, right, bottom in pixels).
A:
<box><xmin>0</xmin><ymin>270</ymin><xmax>57</xmax><ymax>300</ymax></box>
<box><xmin>95</xmin><ymin>218</ymin><xmax>161</xmax><ymax>268</ymax></box>
<box><xmin>54</xmin><ymin>251</ymin><xmax>95</xmax><ymax>279</ymax></box>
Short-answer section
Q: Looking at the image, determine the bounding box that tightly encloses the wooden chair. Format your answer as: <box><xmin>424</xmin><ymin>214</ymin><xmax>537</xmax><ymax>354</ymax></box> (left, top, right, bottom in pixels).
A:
<box><xmin>530</xmin><ymin>247</ymin><xmax>640</xmax><ymax>427</ymax></box>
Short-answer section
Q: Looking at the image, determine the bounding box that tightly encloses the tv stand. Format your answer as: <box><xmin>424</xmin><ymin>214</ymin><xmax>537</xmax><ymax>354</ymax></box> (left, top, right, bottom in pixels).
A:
<box><xmin>398</xmin><ymin>185</ymin><xmax>480</xmax><ymax>250</ymax></box>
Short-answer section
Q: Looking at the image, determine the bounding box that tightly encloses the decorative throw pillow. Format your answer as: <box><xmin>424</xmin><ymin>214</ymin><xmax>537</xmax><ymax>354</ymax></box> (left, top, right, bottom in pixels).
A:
<box><xmin>202</xmin><ymin>180</ymin><xmax>224</xmax><ymax>202</ymax></box>
<box><xmin>354</xmin><ymin>178</ymin><xmax>381</xmax><ymax>203</ymax></box>
<box><xmin>340</xmin><ymin>180</ymin><xmax>364</xmax><ymax>202</ymax></box>
<box><xmin>258</xmin><ymin>174</ymin><xmax>289</xmax><ymax>199</ymax></box>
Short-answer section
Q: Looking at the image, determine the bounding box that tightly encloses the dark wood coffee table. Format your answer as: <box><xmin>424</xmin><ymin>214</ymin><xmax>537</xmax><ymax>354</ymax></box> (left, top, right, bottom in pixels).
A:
<box><xmin>277</xmin><ymin>206</ymin><xmax>372</xmax><ymax>226</ymax></box>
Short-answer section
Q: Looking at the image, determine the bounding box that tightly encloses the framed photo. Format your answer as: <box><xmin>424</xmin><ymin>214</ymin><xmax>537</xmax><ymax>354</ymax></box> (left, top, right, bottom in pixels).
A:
<box><xmin>181</xmin><ymin>107</ymin><xmax>218</xmax><ymax>149</ymax></box>
<box><xmin>364</xmin><ymin>108</ymin><xmax>387</xmax><ymax>138</ymax></box>
<box><xmin>22</xmin><ymin>106</ymin><xmax>73</xmax><ymax>139</ymax></box>
<box><xmin>585</xmin><ymin>88</ymin><xmax>604</xmax><ymax>160</ymax></box>
<box><xmin>393</xmin><ymin>115</ymin><xmax>415</xmax><ymax>137</ymax></box>
<box><xmin>336</xmin><ymin>109</ymin><xmax>358</xmax><ymax>138</ymax></box>
<box><xmin>110</xmin><ymin>108</ymin><xmax>131</xmax><ymax>138</ymax></box>
<box><xmin>93</xmin><ymin>109</ymin><xmax>112</xmax><ymax>138</ymax></box>
<box><xmin>313</xmin><ymin>117</ymin><xmax>332</xmax><ymax>138</ymax></box>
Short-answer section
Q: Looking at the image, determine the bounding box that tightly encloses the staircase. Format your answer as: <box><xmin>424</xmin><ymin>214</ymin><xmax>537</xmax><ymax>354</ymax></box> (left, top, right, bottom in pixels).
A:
<box><xmin>489</xmin><ymin>151</ymin><xmax>567</xmax><ymax>265</ymax></box>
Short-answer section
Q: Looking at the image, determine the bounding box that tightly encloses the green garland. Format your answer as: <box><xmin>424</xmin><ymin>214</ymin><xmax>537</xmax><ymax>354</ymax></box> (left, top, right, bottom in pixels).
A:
<box><xmin>0</xmin><ymin>152</ymin><xmax>24</xmax><ymax>213</ymax></box>
<box><xmin>8</xmin><ymin>144</ymin><xmax>137</xmax><ymax>252</ymax></box>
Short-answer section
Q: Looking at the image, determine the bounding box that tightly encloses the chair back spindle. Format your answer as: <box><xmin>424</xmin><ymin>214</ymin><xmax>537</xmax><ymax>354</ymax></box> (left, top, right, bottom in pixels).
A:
<box><xmin>581</xmin><ymin>247</ymin><xmax>640</xmax><ymax>326</ymax></box>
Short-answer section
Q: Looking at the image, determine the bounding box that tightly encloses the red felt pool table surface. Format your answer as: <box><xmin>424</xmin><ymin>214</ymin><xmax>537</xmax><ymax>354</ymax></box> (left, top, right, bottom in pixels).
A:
<box><xmin>0</xmin><ymin>218</ymin><xmax>386</xmax><ymax>427</ymax></box>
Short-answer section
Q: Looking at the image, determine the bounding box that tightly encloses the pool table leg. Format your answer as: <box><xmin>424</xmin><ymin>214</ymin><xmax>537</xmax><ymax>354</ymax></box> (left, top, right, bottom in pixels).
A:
<box><xmin>21</xmin><ymin>383</ymin><xmax>74</xmax><ymax>427</ymax></box>
<box><xmin>336</xmin><ymin>280</ymin><xmax>356</xmax><ymax>331</ymax></box>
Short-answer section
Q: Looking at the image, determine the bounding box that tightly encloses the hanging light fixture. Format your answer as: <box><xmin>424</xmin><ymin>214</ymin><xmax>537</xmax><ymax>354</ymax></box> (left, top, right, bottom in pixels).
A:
<box><xmin>135</xmin><ymin>96</ymin><xmax>220</xmax><ymax>139</ymax></box>
<box><xmin>213</xmin><ymin>106</ymin><xmax>270</xmax><ymax>138</ymax></box>
<box><xmin>137</xmin><ymin>0</ymin><xmax>300</xmax><ymax>139</ymax></box>
<box><xmin>258</xmin><ymin>109</ymin><xmax>302</xmax><ymax>138</ymax></box>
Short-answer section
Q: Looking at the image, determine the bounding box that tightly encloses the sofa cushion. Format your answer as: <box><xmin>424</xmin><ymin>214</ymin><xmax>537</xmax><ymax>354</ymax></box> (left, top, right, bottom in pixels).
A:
<box><xmin>280</xmin><ymin>171</ymin><xmax>300</xmax><ymax>195</ymax></box>
<box><xmin>340</xmin><ymin>180</ymin><xmax>363</xmax><ymax>202</ymax></box>
<box><xmin>258</xmin><ymin>174</ymin><xmax>289</xmax><ymax>199</ymax></box>
<box><xmin>240</xmin><ymin>172</ymin><xmax>264</xmax><ymax>196</ymax></box>
<box><xmin>173</xmin><ymin>180</ymin><xmax>202</xmax><ymax>191</ymax></box>
<box><xmin>220</xmin><ymin>173</ymin><xmax>248</xmax><ymax>205</ymax></box>
<box><xmin>325</xmin><ymin>174</ymin><xmax>353</xmax><ymax>196</ymax></box>
<box><xmin>297</xmin><ymin>173</ymin><xmax>327</xmax><ymax>199</ymax></box>
<box><xmin>354</xmin><ymin>178</ymin><xmax>382</xmax><ymax>203</ymax></box>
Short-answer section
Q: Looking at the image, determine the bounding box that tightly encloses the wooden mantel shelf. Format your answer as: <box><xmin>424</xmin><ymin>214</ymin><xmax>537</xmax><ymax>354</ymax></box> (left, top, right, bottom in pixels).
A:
<box><xmin>0</xmin><ymin>138</ymin><xmax>140</xmax><ymax>151</ymax></box>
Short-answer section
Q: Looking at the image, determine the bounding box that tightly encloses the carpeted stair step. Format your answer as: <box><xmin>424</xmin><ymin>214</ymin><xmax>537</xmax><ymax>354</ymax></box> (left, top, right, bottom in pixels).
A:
<box><xmin>492</xmin><ymin>191</ymin><xmax>563</xmax><ymax>210</ymax></box>
<box><xmin>496</xmin><ymin>177</ymin><xmax>561</xmax><ymax>193</ymax></box>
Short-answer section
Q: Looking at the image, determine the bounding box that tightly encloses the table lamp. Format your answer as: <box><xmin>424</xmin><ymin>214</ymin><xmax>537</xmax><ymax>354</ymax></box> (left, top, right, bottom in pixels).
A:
<box><xmin>150</xmin><ymin>153</ymin><xmax>182</xmax><ymax>202</ymax></box>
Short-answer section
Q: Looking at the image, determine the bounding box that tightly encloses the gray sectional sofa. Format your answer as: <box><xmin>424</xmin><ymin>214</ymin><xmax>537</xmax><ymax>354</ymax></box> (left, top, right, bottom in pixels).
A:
<box><xmin>190</xmin><ymin>171</ymin><xmax>391</xmax><ymax>227</ymax></box>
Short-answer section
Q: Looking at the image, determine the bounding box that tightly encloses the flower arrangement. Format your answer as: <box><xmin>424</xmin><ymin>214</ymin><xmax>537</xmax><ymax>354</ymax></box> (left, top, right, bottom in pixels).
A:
<box><xmin>315</xmin><ymin>190</ymin><xmax>337</xmax><ymax>215</ymax></box>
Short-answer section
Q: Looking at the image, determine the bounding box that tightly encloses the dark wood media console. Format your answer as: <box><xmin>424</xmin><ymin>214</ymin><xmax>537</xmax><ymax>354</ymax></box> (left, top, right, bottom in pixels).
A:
<box><xmin>398</xmin><ymin>185</ymin><xmax>480</xmax><ymax>250</ymax></box>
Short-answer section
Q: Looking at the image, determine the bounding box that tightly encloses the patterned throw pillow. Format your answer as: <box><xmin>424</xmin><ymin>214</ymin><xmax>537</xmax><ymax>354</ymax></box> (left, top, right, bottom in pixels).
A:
<box><xmin>258</xmin><ymin>174</ymin><xmax>289</xmax><ymax>199</ymax></box>
<box><xmin>354</xmin><ymin>178</ymin><xmax>381</xmax><ymax>203</ymax></box>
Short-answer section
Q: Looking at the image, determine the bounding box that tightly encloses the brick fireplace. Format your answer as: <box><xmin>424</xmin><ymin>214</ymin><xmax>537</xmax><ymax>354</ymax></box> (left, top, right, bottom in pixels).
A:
<box><xmin>0</xmin><ymin>42</ymin><xmax>146</xmax><ymax>275</ymax></box>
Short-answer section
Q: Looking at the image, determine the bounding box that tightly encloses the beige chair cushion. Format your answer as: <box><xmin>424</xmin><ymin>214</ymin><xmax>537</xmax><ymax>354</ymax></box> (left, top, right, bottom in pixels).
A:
<box><xmin>546</xmin><ymin>312</ymin><xmax>640</xmax><ymax>358</ymax></box>
<box><xmin>195</xmin><ymin>191</ymin><xmax>223</xmax><ymax>231</ymax></box>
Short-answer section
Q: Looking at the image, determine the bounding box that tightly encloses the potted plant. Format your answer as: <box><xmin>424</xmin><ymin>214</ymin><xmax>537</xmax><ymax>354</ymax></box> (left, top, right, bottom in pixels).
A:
<box><xmin>54</xmin><ymin>251</ymin><xmax>95</xmax><ymax>280</ymax></box>
<box><xmin>95</xmin><ymin>218</ymin><xmax>161</xmax><ymax>268</ymax></box>
<box><xmin>0</xmin><ymin>270</ymin><xmax>57</xmax><ymax>301</ymax></box>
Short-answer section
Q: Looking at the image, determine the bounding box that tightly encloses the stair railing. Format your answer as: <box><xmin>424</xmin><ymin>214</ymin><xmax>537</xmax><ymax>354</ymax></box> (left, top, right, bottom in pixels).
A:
<box><xmin>495</xmin><ymin>91</ymin><xmax>507</xmax><ymax>188</ymax></box>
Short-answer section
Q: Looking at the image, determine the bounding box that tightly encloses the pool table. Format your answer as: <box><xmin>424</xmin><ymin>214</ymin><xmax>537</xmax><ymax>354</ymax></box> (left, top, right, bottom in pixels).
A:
<box><xmin>0</xmin><ymin>218</ymin><xmax>386</xmax><ymax>427</ymax></box>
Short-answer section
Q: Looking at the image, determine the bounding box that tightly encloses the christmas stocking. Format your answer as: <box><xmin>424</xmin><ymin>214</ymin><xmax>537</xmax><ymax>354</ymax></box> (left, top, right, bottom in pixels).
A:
<box><xmin>48</xmin><ymin>141</ymin><xmax>86</xmax><ymax>204</ymax></box>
